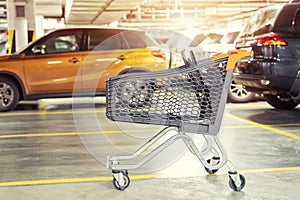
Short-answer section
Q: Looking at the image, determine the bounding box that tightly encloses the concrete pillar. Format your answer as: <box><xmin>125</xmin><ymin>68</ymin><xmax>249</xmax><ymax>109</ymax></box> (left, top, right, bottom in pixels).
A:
<box><xmin>6</xmin><ymin>0</ymin><xmax>16</xmax><ymax>53</ymax></box>
<box><xmin>26</xmin><ymin>0</ymin><xmax>36</xmax><ymax>42</ymax></box>
<box><xmin>35</xmin><ymin>15</ymin><xmax>44</xmax><ymax>39</ymax></box>
<box><xmin>6</xmin><ymin>0</ymin><xmax>36</xmax><ymax>53</ymax></box>
<box><xmin>14</xmin><ymin>17</ymin><xmax>28</xmax><ymax>50</ymax></box>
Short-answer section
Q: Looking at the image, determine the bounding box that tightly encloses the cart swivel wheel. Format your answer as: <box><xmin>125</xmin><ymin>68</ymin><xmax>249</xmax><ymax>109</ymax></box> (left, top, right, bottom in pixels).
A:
<box><xmin>112</xmin><ymin>171</ymin><xmax>130</xmax><ymax>191</ymax></box>
<box><xmin>229</xmin><ymin>174</ymin><xmax>246</xmax><ymax>192</ymax></box>
<box><xmin>204</xmin><ymin>157</ymin><xmax>220</xmax><ymax>174</ymax></box>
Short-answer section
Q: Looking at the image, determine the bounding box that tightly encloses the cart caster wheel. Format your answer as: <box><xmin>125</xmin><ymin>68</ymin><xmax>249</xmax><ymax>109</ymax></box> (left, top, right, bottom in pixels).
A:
<box><xmin>112</xmin><ymin>171</ymin><xmax>130</xmax><ymax>191</ymax></box>
<box><xmin>204</xmin><ymin>157</ymin><xmax>220</xmax><ymax>174</ymax></box>
<box><xmin>229</xmin><ymin>174</ymin><xmax>246</xmax><ymax>192</ymax></box>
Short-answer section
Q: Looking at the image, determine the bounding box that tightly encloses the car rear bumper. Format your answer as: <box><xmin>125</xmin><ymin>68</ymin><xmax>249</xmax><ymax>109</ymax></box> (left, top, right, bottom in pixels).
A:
<box><xmin>233</xmin><ymin>59</ymin><xmax>298</xmax><ymax>94</ymax></box>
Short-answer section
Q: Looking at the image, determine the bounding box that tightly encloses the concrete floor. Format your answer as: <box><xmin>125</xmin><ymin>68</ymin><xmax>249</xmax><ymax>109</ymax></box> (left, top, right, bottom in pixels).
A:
<box><xmin>0</xmin><ymin>100</ymin><xmax>299</xmax><ymax>199</ymax></box>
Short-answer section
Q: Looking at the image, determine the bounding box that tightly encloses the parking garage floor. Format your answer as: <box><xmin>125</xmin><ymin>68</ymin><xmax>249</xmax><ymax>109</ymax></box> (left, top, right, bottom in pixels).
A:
<box><xmin>0</xmin><ymin>100</ymin><xmax>299</xmax><ymax>200</ymax></box>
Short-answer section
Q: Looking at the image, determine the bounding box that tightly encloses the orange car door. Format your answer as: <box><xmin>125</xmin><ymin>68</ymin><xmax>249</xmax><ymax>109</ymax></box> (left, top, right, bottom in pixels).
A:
<box><xmin>80</xmin><ymin>29</ymin><xmax>152</xmax><ymax>92</ymax></box>
<box><xmin>24</xmin><ymin>52</ymin><xmax>82</xmax><ymax>94</ymax></box>
<box><xmin>81</xmin><ymin>49</ymin><xmax>130</xmax><ymax>92</ymax></box>
<box><xmin>23</xmin><ymin>32</ymin><xmax>83</xmax><ymax>94</ymax></box>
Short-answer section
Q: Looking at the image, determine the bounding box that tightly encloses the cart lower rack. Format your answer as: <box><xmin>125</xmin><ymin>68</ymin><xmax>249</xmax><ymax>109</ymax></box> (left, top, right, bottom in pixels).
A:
<box><xmin>106</xmin><ymin>50</ymin><xmax>252</xmax><ymax>191</ymax></box>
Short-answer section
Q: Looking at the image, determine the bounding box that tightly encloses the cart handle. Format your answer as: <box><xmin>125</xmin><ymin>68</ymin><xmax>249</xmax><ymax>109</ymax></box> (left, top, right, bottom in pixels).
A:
<box><xmin>212</xmin><ymin>50</ymin><xmax>252</xmax><ymax>71</ymax></box>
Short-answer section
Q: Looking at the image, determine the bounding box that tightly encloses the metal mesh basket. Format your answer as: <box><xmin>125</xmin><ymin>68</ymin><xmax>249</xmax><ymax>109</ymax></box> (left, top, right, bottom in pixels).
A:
<box><xmin>106</xmin><ymin>55</ymin><xmax>231</xmax><ymax>135</ymax></box>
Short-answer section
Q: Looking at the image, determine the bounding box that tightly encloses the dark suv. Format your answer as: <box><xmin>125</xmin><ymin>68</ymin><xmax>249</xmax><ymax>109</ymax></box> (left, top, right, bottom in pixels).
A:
<box><xmin>233</xmin><ymin>2</ymin><xmax>300</xmax><ymax>109</ymax></box>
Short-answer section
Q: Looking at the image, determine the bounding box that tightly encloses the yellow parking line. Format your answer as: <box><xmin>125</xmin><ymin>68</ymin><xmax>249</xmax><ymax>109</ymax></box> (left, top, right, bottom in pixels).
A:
<box><xmin>0</xmin><ymin>129</ymin><xmax>158</xmax><ymax>139</ymax></box>
<box><xmin>239</xmin><ymin>166</ymin><xmax>300</xmax><ymax>174</ymax></box>
<box><xmin>223</xmin><ymin>125</ymin><xmax>256</xmax><ymax>129</ymax></box>
<box><xmin>226</xmin><ymin>113</ymin><xmax>300</xmax><ymax>140</ymax></box>
<box><xmin>268</xmin><ymin>123</ymin><xmax>300</xmax><ymax>127</ymax></box>
<box><xmin>0</xmin><ymin>166</ymin><xmax>299</xmax><ymax>187</ymax></box>
<box><xmin>0</xmin><ymin>132</ymin><xmax>107</xmax><ymax>138</ymax></box>
<box><xmin>0</xmin><ymin>125</ymin><xmax>258</xmax><ymax>139</ymax></box>
<box><xmin>0</xmin><ymin>110</ymin><xmax>105</xmax><ymax>117</ymax></box>
<box><xmin>215</xmin><ymin>166</ymin><xmax>300</xmax><ymax>175</ymax></box>
<box><xmin>0</xmin><ymin>175</ymin><xmax>157</xmax><ymax>187</ymax></box>
<box><xmin>0</xmin><ymin>125</ymin><xmax>269</xmax><ymax>139</ymax></box>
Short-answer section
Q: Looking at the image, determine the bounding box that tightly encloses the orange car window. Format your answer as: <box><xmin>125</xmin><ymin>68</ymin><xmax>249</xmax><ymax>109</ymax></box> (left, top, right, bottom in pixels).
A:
<box><xmin>38</xmin><ymin>32</ymin><xmax>83</xmax><ymax>54</ymax></box>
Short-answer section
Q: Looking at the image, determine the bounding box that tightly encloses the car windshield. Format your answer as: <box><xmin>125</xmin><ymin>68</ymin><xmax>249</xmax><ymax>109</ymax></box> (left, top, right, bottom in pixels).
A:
<box><xmin>240</xmin><ymin>5</ymin><xmax>280</xmax><ymax>37</ymax></box>
<box><xmin>14</xmin><ymin>41</ymin><xmax>35</xmax><ymax>54</ymax></box>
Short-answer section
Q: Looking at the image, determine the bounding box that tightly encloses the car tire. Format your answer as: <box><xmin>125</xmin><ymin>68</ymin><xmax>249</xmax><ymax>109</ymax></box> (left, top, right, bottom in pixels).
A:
<box><xmin>0</xmin><ymin>78</ymin><xmax>20</xmax><ymax>112</ymax></box>
<box><xmin>227</xmin><ymin>80</ymin><xmax>255</xmax><ymax>103</ymax></box>
<box><xmin>265</xmin><ymin>94</ymin><xmax>299</xmax><ymax>110</ymax></box>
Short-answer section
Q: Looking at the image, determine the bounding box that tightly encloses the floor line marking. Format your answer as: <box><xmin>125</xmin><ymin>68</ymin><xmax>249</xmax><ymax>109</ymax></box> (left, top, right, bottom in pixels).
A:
<box><xmin>0</xmin><ymin>129</ymin><xmax>159</xmax><ymax>138</ymax></box>
<box><xmin>266</xmin><ymin>123</ymin><xmax>300</xmax><ymax>127</ymax></box>
<box><xmin>239</xmin><ymin>166</ymin><xmax>300</xmax><ymax>174</ymax></box>
<box><xmin>223</xmin><ymin>125</ymin><xmax>256</xmax><ymax>129</ymax></box>
<box><xmin>0</xmin><ymin>175</ymin><xmax>157</xmax><ymax>187</ymax></box>
<box><xmin>0</xmin><ymin>125</ymin><xmax>258</xmax><ymax>139</ymax></box>
<box><xmin>0</xmin><ymin>110</ymin><xmax>105</xmax><ymax>117</ymax></box>
<box><xmin>0</xmin><ymin>166</ymin><xmax>299</xmax><ymax>187</ymax></box>
<box><xmin>226</xmin><ymin>113</ymin><xmax>300</xmax><ymax>140</ymax></box>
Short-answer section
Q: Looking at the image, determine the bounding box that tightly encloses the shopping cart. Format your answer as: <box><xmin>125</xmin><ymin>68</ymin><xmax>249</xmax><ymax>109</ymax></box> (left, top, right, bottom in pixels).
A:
<box><xmin>106</xmin><ymin>50</ymin><xmax>252</xmax><ymax>191</ymax></box>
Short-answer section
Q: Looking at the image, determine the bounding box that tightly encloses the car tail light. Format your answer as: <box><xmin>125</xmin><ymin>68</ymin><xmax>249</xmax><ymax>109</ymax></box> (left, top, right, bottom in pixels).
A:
<box><xmin>254</xmin><ymin>33</ymin><xmax>288</xmax><ymax>46</ymax></box>
<box><xmin>151</xmin><ymin>49</ymin><xmax>166</xmax><ymax>60</ymax></box>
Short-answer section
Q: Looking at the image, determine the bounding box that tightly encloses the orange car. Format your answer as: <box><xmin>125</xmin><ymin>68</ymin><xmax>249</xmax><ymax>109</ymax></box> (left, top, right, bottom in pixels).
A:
<box><xmin>0</xmin><ymin>28</ymin><xmax>168</xmax><ymax>111</ymax></box>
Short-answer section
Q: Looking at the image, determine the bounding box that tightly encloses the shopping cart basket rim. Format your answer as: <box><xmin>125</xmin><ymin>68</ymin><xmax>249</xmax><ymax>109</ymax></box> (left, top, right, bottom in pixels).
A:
<box><xmin>107</xmin><ymin>57</ymin><xmax>214</xmax><ymax>82</ymax></box>
<box><xmin>212</xmin><ymin>50</ymin><xmax>252</xmax><ymax>71</ymax></box>
<box><xmin>106</xmin><ymin>50</ymin><xmax>251</xmax><ymax>83</ymax></box>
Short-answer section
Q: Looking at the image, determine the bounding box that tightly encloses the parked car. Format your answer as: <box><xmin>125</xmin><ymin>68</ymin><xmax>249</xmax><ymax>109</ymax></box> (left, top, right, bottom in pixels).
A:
<box><xmin>0</xmin><ymin>28</ymin><xmax>168</xmax><ymax>111</ymax></box>
<box><xmin>233</xmin><ymin>2</ymin><xmax>300</xmax><ymax>109</ymax></box>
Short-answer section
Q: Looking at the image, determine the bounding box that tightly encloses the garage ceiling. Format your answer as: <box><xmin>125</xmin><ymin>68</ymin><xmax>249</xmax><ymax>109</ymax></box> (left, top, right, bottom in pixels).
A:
<box><xmin>66</xmin><ymin>0</ymin><xmax>292</xmax><ymax>30</ymax></box>
<box><xmin>38</xmin><ymin>0</ymin><xmax>292</xmax><ymax>30</ymax></box>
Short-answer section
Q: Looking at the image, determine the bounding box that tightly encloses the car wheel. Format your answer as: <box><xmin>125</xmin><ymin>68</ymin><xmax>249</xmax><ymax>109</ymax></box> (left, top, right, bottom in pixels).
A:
<box><xmin>0</xmin><ymin>78</ymin><xmax>20</xmax><ymax>112</ymax></box>
<box><xmin>265</xmin><ymin>94</ymin><xmax>299</xmax><ymax>110</ymax></box>
<box><xmin>227</xmin><ymin>80</ymin><xmax>255</xmax><ymax>103</ymax></box>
